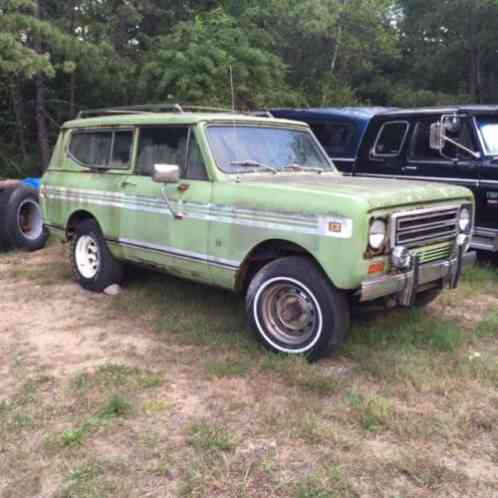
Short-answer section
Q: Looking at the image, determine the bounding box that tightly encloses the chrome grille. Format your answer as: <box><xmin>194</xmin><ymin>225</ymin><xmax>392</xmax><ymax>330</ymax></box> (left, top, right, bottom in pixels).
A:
<box><xmin>411</xmin><ymin>241</ymin><xmax>453</xmax><ymax>264</ymax></box>
<box><xmin>392</xmin><ymin>207</ymin><xmax>459</xmax><ymax>249</ymax></box>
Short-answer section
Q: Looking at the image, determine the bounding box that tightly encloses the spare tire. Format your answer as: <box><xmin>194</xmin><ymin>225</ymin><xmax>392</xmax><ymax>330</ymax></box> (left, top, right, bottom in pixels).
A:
<box><xmin>0</xmin><ymin>186</ymin><xmax>17</xmax><ymax>251</ymax></box>
<box><xmin>2</xmin><ymin>186</ymin><xmax>48</xmax><ymax>252</ymax></box>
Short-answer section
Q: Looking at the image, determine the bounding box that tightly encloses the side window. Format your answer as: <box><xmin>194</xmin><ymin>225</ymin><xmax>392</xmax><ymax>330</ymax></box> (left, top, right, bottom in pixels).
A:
<box><xmin>185</xmin><ymin>133</ymin><xmax>208</xmax><ymax>180</ymax></box>
<box><xmin>309</xmin><ymin>122</ymin><xmax>355</xmax><ymax>156</ymax></box>
<box><xmin>111</xmin><ymin>131</ymin><xmax>133</xmax><ymax>168</ymax></box>
<box><xmin>372</xmin><ymin>121</ymin><xmax>409</xmax><ymax>157</ymax></box>
<box><xmin>69</xmin><ymin>129</ymin><xmax>133</xmax><ymax>169</ymax></box>
<box><xmin>69</xmin><ymin>131</ymin><xmax>112</xmax><ymax>167</ymax></box>
<box><xmin>409</xmin><ymin>119</ymin><xmax>476</xmax><ymax>161</ymax></box>
<box><xmin>135</xmin><ymin>127</ymin><xmax>188</xmax><ymax>177</ymax></box>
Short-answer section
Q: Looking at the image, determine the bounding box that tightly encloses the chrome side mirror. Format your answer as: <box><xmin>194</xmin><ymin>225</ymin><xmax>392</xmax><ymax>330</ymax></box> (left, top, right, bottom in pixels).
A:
<box><xmin>153</xmin><ymin>164</ymin><xmax>179</xmax><ymax>184</ymax></box>
<box><xmin>429</xmin><ymin>122</ymin><xmax>443</xmax><ymax>151</ymax></box>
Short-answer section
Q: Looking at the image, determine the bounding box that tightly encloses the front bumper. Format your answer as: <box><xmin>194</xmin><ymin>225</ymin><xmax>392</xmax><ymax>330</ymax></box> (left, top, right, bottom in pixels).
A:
<box><xmin>359</xmin><ymin>250</ymin><xmax>476</xmax><ymax>306</ymax></box>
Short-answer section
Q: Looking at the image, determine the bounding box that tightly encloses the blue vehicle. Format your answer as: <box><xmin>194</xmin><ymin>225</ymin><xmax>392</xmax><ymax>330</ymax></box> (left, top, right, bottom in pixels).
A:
<box><xmin>269</xmin><ymin>107</ymin><xmax>393</xmax><ymax>173</ymax></box>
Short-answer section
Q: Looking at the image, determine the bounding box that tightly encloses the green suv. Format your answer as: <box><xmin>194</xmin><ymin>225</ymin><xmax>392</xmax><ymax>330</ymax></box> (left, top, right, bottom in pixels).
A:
<box><xmin>41</xmin><ymin>105</ymin><xmax>476</xmax><ymax>359</ymax></box>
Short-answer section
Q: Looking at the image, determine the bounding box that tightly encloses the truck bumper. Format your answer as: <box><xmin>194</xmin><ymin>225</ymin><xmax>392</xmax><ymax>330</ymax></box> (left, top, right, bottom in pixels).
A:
<box><xmin>359</xmin><ymin>250</ymin><xmax>476</xmax><ymax>306</ymax></box>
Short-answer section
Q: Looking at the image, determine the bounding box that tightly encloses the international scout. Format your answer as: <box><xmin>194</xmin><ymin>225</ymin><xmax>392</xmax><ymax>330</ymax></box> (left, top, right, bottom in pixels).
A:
<box><xmin>41</xmin><ymin>105</ymin><xmax>476</xmax><ymax>359</ymax></box>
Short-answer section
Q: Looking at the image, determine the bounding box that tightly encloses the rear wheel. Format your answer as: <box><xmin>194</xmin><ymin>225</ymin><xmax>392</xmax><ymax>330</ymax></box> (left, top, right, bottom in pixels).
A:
<box><xmin>70</xmin><ymin>219</ymin><xmax>123</xmax><ymax>292</ymax></box>
<box><xmin>246</xmin><ymin>256</ymin><xmax>350</xmax><ymax>360</ymax></box>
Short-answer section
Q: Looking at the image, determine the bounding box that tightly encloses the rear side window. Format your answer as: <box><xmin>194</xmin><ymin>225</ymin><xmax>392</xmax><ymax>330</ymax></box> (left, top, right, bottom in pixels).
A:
<box><xmin>372</xmin><ymin>121</ymin><xmax>409</xmax><ymax>157</ymax></box>
<box><xmin>309</xmin><ymin>123</ymin><xmax>355</xmax><ymax>156</ymax></box>
<box><xmin>69</xmin><ymin>129</ymin><xmax>133</xmax><ymax>169</ymax></box>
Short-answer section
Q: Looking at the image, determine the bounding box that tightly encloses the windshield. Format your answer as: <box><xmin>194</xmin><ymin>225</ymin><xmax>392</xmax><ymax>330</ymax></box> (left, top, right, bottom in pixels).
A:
<box><xmin>206</xmin><ymin>125</ymin><xmax>335</xmax><ymax>174</ymax></box>
<box><xmin>477</xmin><ymin>116</ymin><xmax>498</xmax><ymax>155</ymax></box>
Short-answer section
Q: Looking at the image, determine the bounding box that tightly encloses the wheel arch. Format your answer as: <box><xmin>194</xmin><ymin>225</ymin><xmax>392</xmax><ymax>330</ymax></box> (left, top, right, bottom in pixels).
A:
<box><xmin>65</xmin><ymin>210</ymin><xmax>98</xmax><ymax>240</ymax></box>
<box><xmin>235</xmin><ymin>238</ymin><xmax>330</xmax><ymax>293</ymax></box>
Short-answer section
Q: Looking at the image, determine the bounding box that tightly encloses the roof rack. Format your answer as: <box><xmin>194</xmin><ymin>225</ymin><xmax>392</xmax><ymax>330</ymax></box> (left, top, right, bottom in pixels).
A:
<box><xmin>77</xmin><ymin>104</ymin><xmax>242</xmax><ymax>119</ymax></box>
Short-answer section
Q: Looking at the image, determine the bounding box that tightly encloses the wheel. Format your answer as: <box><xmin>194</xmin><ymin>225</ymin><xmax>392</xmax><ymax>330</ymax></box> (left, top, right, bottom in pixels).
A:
<box><xmin>246</xmin><ymin>256</ymin><xmax>351</xmax><ymax>360</ymax></box>
<box><xmin>3</xmin><ymin>186</ymin><xmax>48</xmax><ymax>251</ymax></box>
<box><xmin>0</xmin><ymin>186</ymin><xmax>16</xmax><ymax>251</ymax></box>
<box><xmin>414</xmin><ymin>288</ymin><xmax>442</xmax><ymax>308</ymax></box>
<box><xmin>70</xmin><ymin>219</ymin><xmax>123</xmax><ymax>292</ymax></box>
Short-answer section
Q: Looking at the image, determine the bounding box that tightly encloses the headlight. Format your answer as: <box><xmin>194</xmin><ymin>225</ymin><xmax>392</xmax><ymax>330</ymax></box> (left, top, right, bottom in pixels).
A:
<box><xmin>369</xmin><ymin>219</ymin><xmax>387</xmax><ymax>250</ymax></box>
<box><xmin>458</xmin><ymin>206</ymin><xmax>471</xmax><ymax>232</ymax></box>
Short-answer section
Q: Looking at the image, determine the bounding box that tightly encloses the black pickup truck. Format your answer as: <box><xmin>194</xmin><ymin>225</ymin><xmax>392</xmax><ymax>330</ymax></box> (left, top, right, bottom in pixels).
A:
<box><xmin>271</xmin><ymin>106</ymin><xmax>498</xmax><ymax>253</ymax></box>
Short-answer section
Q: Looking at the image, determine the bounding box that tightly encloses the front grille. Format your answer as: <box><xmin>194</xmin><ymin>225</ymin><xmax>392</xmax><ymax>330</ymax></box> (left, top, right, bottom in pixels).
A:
<box><xmin>393</xmin><ymin>207</ymin><xmax>459</xmax><ymax>248</ymax></box>
<box><xmin>411</xmin><ymin>241</ymin><xmax>453</xmax><ymax>264</ymax></box>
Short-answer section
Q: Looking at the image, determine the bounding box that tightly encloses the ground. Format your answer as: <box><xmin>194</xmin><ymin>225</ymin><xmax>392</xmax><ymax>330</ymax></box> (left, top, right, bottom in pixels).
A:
<box><xmin>1</xmin><ymin>242</ymin><xmax>498</xmax><ymax>498</ymax></box>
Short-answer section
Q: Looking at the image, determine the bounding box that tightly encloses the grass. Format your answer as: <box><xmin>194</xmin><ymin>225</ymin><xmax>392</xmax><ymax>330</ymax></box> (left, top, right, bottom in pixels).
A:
<box><xmin>2</xmin><ymin>246</ymin><xmax>498</xmax><ymax>498</ymax></box>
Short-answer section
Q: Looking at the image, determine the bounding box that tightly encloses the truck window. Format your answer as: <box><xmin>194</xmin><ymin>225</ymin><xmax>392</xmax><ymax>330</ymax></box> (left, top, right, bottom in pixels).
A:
<box><xmin>69</xmin><ymin>129</ymin><xmax>133</xmax><ymax>169</ymax></box>
<box><xmin>409</xmin><ymin>119</ymin><xmax>476</xmax><ymax>161</ymax></box>
<box><xmin>309</xmin><ymin>123</ymin><xmax>355</xmax><ymax>156</ymax></box>
<box><xmin>372</xmin><ymin>121</ymin><xmax>409</xmax><ymax>157</ymax></box>
<box><xmin>135</xmin><ymin>127</ymin><xmax>208</xmax><ymax>180</ymax></box>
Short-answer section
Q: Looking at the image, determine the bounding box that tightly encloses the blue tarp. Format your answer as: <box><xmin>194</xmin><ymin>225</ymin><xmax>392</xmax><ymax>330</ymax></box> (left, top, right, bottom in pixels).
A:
<box><xmin>22</xmin><ymin>177</ymin><xmax>41</xmax><ymax>190</ymax></box>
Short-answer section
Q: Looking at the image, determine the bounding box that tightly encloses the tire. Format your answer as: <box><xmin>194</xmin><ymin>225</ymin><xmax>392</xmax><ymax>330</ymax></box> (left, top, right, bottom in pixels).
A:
<box><xmin>70</xmin><ymin>219</ymin><xmax>123</xmax><ymax>292</ymax></box>
<box><xmin>3</xmin><ymin>186</ymin><xmax>48</xmax><ymax>251</ymax></box>
<box><xmin>414</xmin><ymin>288</ymin><xmax>442</xmax><ymax>308</ymax></box>
<box><xmin>0</xmin><ymin>186</ymin><xmax>16</xmax><ymax>251</ymax></box>
<box><xmin>246</xmin><ymin>256</ymin><xmax>351</xmax><ymax>360</ymax></box>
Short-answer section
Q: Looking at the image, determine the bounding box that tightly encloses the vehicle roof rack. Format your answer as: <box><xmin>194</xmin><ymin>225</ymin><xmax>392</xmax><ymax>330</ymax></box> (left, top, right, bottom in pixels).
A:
<box><xmin>77</xmin><ymin>104</ymin><xmax>242</xmax><ymax>119</ymax></box>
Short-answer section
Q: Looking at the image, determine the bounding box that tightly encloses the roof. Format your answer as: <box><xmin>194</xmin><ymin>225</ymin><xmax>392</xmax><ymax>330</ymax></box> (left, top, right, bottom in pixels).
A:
<box><xmin>374</xmin><ymin>105</ymin><xmax>498</xmax><ymax>118</ymax></box>
<box><xmin>63</xmin><ymin>112</ymin><xmax>306</xmax><ymax>129</ymax></box>
<box><xmin>269</xmin><ymin>107</ymin><xmax>395</xmax><ymax>124</ymax></box>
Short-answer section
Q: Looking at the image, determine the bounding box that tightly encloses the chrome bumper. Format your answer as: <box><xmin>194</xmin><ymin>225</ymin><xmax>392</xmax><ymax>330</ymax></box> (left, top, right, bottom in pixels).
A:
<box><xmin>359</xmin><ymin>250</ymin><xmax>476</xmax><ymax>306</ymax></box>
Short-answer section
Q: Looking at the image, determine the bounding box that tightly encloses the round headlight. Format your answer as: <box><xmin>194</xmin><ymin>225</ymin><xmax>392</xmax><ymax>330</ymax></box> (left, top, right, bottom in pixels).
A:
<box><xmin>369</xmin><ymin>219</ymin><xmax>387</xmax><ymax>250</ymax></box>
<box><xmin>459</xmin><ymin>207</ymin><xmax>471</xmax><ymax>232</ymax></box>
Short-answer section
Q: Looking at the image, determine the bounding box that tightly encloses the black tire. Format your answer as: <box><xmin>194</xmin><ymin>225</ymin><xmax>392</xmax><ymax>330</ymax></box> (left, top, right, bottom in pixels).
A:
<box><xmin>414</xmin><ymin>288</ymin><xmax>442</xmax><ymax>308</ymax></box>
<box><xmin>246</xmin><ymin>256</ymin><xmax>351</xmax><ymax>360</ymax></box>
<box><xmin>3</xmin><ymin>186</ymin><xmax>48</xmax><ymax>251</ymax></box>
<box><xmin>0</xmin><ymin>186</ymin><xmax>16</xmax><ymax>251</ymax></box>
<box><xmin>70</xmin><ymin>219</ymin><xmax>123</xmax><ymax>292</ymax></box>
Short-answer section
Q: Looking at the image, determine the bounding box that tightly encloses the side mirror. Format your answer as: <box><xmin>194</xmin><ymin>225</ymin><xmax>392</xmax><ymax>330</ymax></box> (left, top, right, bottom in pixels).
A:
<box><xmin>429</xmin><ymin>122</ymin><xmax>443</xmax><ymax>151</ymax></box>
<box><xmin>153</xmin><ymin>164</ymin><xmax>179</xmax><ymax>184</ymax></box>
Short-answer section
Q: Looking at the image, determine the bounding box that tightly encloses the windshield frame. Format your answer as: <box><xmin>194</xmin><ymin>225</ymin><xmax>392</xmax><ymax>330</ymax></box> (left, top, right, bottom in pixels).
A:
<box><xmin>205</xmin><ymin>122</ymin><xmax>338</xmax><ymax>175</ymax></box>
<box><xmin>474</xmin><ymin>115</ymin><xmax>498</xmax><ymax>156</ymax></box>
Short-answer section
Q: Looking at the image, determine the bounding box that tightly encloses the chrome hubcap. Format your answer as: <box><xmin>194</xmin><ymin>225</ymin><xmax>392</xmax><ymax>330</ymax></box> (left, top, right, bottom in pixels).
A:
<box><xmin>75</xmin><ymin>235</ymin><xmax>100</xmax><ymax>279</ymax></box>
<box><xmin>260</xmin><ymin>282</ymin><xmax>318</xmax><ymax>346</ymax></box>
<box><xmin>17</xmin><ymin>199</ymin><xmax>43</xmax><ymax>240</ymax></box>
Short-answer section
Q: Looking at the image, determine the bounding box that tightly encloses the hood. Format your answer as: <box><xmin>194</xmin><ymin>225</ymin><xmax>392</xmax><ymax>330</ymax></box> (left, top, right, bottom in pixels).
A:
<box><xmin>239</xmin><ymin>173</ymin><xmax>472</xmax><ymax>212</ymax></box>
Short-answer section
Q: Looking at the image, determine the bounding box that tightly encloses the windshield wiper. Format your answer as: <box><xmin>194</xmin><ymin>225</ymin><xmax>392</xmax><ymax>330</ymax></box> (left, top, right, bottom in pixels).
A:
<box><xmin>282</xmin><ymin>163</ymin><xmax>323</xmax><ymax>174</ymax></box>
<box><xmin>230</xmin><ymin>160</ymin><xmax>278</xmax><ymax>174</ymax></box>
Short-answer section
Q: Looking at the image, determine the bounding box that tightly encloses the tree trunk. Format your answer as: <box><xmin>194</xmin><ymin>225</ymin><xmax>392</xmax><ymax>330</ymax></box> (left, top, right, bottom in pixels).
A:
<box><xmin>33</xmin><ymin>0</ymin><xmax>50</xmax><ymax>171</ymax></box>
<box><xmin>11</xmin><ymin>85</ymin><xmax>27</xmax><ymax>161</ymax></box>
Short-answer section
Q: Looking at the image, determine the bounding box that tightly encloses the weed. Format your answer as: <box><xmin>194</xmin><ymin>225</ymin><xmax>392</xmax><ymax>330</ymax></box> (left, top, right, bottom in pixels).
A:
<box><xmin>98</xmin><ymin>394</ymin><xmax>132</xmax><ymax>419</ymax></box>
<box><xmin>293</xmin><ymin>465</ymin><xmax>358</xmax><ymax>498</ymax></box>
<box><xmin>347</xmin><ymin>390</ymin><xmax>394</xmax><ymax>432</ymax></box>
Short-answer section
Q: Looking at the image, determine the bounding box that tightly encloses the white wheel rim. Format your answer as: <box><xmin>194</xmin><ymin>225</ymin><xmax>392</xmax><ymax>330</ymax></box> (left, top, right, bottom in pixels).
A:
<box><xmin>75</xmin><ymin>235</ymin><xmax>100</xmax><ymax>279</ymax></box>
<box><xmin>253</xmin><ymin>277</ymin><xmax>324</xmax><ymax>354</ymax></box>
<box><xmin>17</xmin><ymin>199</ymin><xmax>43</xmax><ymax>241</ymax></box>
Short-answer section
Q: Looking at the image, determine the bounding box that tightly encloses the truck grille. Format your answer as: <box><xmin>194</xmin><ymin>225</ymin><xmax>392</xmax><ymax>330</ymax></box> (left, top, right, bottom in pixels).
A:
<box><xmin>392</xmin><ymin>207</ymin><xmax>459</xmax><ymax>249</ymax></box>
<box><xmin>411</xmin><ymin>241</ymin><xmax>453</xmax><ymax>264</ymax></box>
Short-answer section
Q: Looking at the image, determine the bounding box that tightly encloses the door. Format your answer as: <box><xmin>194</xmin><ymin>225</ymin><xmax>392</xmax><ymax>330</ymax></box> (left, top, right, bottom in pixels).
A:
<box><xmin>354</xmin><ymin>120</ymin><xmax>409</xmax><ymax>178</ymax></box>
<box><xmin>119</xmin><ymin>125</ymin><xmax>213</xmax><ymax>283</ymax></box>
<box><xmin>402</xmin><ymin>117</ymin><xmax>480</xmax><ymax>195</ymax></box>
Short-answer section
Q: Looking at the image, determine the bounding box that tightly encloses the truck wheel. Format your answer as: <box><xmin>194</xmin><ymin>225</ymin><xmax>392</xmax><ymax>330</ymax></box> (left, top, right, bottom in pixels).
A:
<box><xmin>3</xmin><ymin>186</ymin><xmax>48</xmax><ymax>251</ymax></box>
<box><xmin>246</xmin><ymin>256</ymin><xmax>350</xmax><ymax>360</ymax></box>
<box><xmin>70</xmin><ymin>219</ymin><xmax>123</xmax><ymax>292</ymax></box>
<box><xmin>414</xmin><ymin>288</ymin><xmax>442</xmax><ymax>308</ymax></box>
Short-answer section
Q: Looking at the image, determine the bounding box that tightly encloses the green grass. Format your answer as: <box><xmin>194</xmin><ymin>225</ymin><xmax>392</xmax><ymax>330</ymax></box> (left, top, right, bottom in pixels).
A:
<box><xmin>293</xmin><ymin>465</ymin><xmax>358</xmax><ymax>498</ymax></box>
<box><xmin>261</xmin><ymin>355</ymin><xmax>339</xmax><ymax>395</ymax></box>
<box><xmin>71</xmin><ymin>363</ymin><xmax>162</xmax><ymax>393</ymax></box>
<box><xmin>347</xmin><ymin>390</ymin><xmax>394</xmax><ymax>433</ymax></box>
<box><xmin>188</xmin><ymin>420</ymin><xmax>237</xmax><ymax>454</ymax></box>
<box><xmin>204</xmin><ymin>356</ymin><xmax>250</xmax><ymax>378</ymax></box>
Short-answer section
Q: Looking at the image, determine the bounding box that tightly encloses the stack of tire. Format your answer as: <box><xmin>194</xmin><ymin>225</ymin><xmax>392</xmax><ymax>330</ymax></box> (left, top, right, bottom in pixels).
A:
<box><xmin>0</xmin><ymin>178</ymin><xmax>48</xmax><ymax>252</ymax></box>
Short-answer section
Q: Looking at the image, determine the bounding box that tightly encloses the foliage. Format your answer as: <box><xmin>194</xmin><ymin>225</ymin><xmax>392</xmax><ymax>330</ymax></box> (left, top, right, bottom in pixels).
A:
<box><xmin>2</xmin><ymin>0</ymin><xmax>498</xmax><ymax>176</ymax></box>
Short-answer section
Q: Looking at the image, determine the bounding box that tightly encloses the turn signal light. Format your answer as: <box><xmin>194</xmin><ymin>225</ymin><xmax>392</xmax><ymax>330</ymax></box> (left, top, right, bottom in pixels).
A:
<box><xmin>368</xmin><ymin>261</ymin><xmax>385</xmax><ymax>275</ymax></box>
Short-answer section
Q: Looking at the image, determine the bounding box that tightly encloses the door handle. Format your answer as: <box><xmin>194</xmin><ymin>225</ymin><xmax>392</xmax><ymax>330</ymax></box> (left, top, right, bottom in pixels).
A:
<box><xmin>121</xmin><ymin>179</ymin><xmax>136</xmax><ymax>187</ymax></box>
<box><xmin>402</xmin><ymin>165</ymin><xmax>419</xmax><ymax>172</ymax></box>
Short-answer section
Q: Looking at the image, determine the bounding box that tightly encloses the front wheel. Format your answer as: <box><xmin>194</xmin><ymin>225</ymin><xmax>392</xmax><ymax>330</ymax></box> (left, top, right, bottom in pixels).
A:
<box><xmin>70</xmin><ymin>219</ymin><xmax>123</xmax><ymax>292</ymax></box>
<box><xmin>246</xmin><ymin>256</ymin><xmax>350</xmax><ymax>360</ymax></box>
